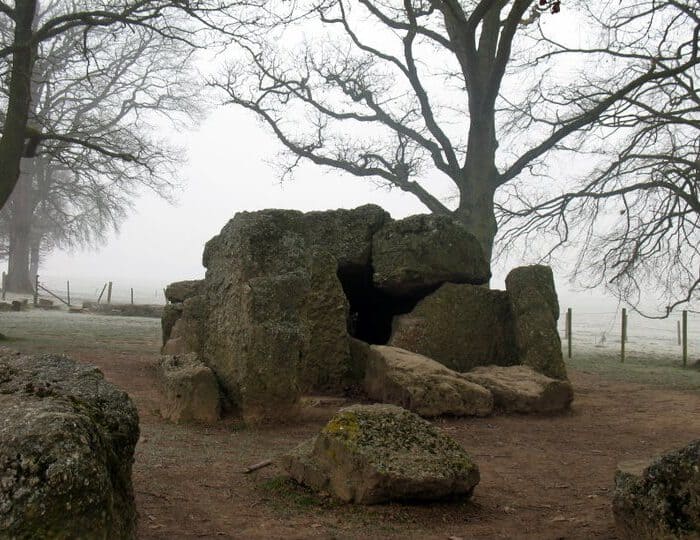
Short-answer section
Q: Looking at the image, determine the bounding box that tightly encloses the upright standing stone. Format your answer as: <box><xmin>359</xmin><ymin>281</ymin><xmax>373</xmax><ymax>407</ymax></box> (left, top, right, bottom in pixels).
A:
<box><xmin>505</xmin><ymin>265</ymin><xmax>567</xmax><ymax>379</ymax></box>
<box><xmin>197</xmin><ymin>206</ymin><xmax>389</xmax><ymax>422</ymax></box>
<box><xmin>389</xmin><ymin>283</ymin><xmax>518</xmax><ymax>371</ymax></box>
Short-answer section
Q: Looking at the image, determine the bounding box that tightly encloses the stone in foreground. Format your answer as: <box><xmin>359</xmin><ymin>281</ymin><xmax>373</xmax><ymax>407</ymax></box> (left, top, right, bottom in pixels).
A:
<box><xmin>158</xmin><ymin>353</ymin><xmax>221</xmax><ymax>423</ymax></box>
<box><xmin>461</xmin><ymin>365</ymin><xmax>573</xmax><ymax>413</ymax></box>
<box><xmin>0</xmin><ymin>352</ymin><xmax>139</xmax><ymax>539</ymax></box>
<box><xmin>281</xmin><ymin>404</ymin><xmax>480</xmax><ymax>504</ymax></box>
<box><xmin>364</xmin><ymin>345</ymin><xmax>493</xmax><ymax>417</ymax></box>
<box><xmin>613</xmin><ymin>440</ymin><xmax>700</xmax><ymax>539</ymax></box>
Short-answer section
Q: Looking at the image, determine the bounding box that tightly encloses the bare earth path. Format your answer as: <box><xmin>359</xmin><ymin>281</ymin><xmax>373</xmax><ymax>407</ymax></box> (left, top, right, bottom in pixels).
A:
<box><xmin>3</xmin><ymin>310</ymin><xmax>700</xmax><ymax>539</ymax></box>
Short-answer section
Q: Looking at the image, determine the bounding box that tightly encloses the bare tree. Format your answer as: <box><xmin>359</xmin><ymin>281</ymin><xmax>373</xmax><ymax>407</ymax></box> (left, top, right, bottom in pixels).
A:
<box><xmin>0</xmin><ymin>1</ymin><xmax>203</xmax><ymax>292</ymax></box>
<box><xmin>0</xmin><ymin>0</ymin><xmax>258</xmax><ymax>214</ymax></box>
<box><xmin>213</xmin><ymin>0</ymin><xmax>698</xmax><ymax>265</ymax></box>
<box><xmin>497</xmin><ymin>0</ymin><xmax>699</xmax><ymax>315</ymax></box>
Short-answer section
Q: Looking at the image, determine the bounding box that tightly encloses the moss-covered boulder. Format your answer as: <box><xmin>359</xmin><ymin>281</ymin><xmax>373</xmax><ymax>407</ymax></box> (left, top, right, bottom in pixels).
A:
<box><xmin>364</xmin><ymin>345</ymin><xmax>493</xmax><ymax>417</ymax></box>
<box><xmin>0</xmin><ymin>352</ymin><xmax>139</xmax><ymax>539</ymax></box>
<box><xmin>372</xmin><ymin>214</ymin><xmax>490</xmax><ymax>297</ymax></box>
<box><xmin>389</xmin><ymin>283</ymin><xmax>518</xmax><ymax>371</ymax></box>
<box><xmin>613</xmin><ymin>440</ymin><xmax>700</xmax><ymax>539</ymax></box>
<box><xmin>505</xmin><ymin>265</ymin><xmax>567</xmax><ymax>379</ymax></box>
<box><xmin>281</xmin><ymin>404</ymin><xmax>480</xmax><ymax>504</ymax></box>
<box><xmin>462</xmin><ymin>365</ymin><xmax>573</xmax><ymax>413</ymax></box>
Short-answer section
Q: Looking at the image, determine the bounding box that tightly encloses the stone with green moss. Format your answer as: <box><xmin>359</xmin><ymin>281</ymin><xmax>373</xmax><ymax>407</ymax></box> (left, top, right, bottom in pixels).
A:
<box><xmin>281</xmin><ymin>404</ymin><xmax>480</xmax><ymax>504</ymax></box>
<box><xmin>613</xmin><ymin>440</ymin><xmax>700</xmax><ymax>539</ymax></box>
<box><xmin>0</xmin><ymin>352</ymin><xmax>139</xmax><ymax>539</ymax></box>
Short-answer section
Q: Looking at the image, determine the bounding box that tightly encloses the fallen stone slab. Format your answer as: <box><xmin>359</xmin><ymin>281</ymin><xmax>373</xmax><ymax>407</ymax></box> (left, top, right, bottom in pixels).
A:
<box><xmin>0</xmin><ymin>352</ymin><xmax>139</xmax><ymax>539</ymax></box>
<box><xmin>158</xmin><ymin>353</ymin><xmax>221</xmax><ymax>423</ymax></box>
<box><xmin>613</xmin><ymin>440</ymin><xmax>700</xmax><ymax>539</ymax></box>
<box><xmin>281</xmin><ymin>404</ymin><xmax>480</xmax><ymax>504</ymax></box>
<box><xmin>364</xmin><ymin>345</ymin><xmax>493</xmax><ymax>417</ymax></box>
<box><xmin>461</xmin><ymin>365</ymin><xmax>573</xmax><ymax>413</ymax></box>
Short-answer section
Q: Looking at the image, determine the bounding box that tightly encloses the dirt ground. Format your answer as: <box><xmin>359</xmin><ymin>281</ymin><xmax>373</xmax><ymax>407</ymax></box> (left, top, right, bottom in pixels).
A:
<box><xmin>4</xmin><ymin>311</ymin><xmax>700</xmax><ymax>539</ymax></box>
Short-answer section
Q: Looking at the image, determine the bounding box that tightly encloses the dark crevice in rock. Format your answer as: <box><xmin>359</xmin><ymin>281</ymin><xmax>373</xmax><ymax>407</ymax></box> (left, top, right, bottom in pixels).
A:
<box><xmin>337</xmin><ymin>264</ymin><xmax>438</xmax><ymax>345</ymax></box>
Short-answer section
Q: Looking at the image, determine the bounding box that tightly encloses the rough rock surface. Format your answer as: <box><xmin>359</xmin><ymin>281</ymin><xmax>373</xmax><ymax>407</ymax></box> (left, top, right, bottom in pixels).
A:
<box><xmin>505</xmin><ymin>265</ymin><xmax>567</xmax><ymax>379</ymax></box>
<box><xmin>199</xmin><ymin>205</ymin><xmax>389</xmax><ymax>421</ymax></box>
<box><xmin>158</xmin><ymin>353</ymin><xmax>220</xmax><ymax>423</ymax></box>
<box><xmin>364</xmin><ymin>346</ymin><xmax>493</xmax><ymax>417</ymax></box>
<box><xmin>389</xmin><ymin>283</ymin><xmax>518</xmax><ymax>371</ymax></box>
<box><xmin>613</xmin><ymin>440</ymin><xmax>700</xmax><ymax>539</ymax></box>
<box><xmin>163</xmin><ymin>295</ymin><xmax>206</xmax><ymax>356</ymax></box>
<box><xmin>161</xmin><ymin>303</ymin><xmax>183</xmax><ymax>345</ymax></box>
<box><xmin>347</xmin><ymin>337</ymin><xmax>371</xmax><ymax>384</ymax></box>
<box><xmin>462</xmin><ymin>365</ymin><xmax>573</xmax><ymax>413</ymax></box>
<box><xmin>165</xmin><ymin>279</ymin><xmax>203</xmax><ymax>303</ymax></box>
<box><xmin>281</xmin><ymin>404</ymin><xmax>480</xmax><ymax>504</ymax></box>
<box><xmin>372</xmin><ymin>214</ymin><xmax>490</xmax><ymax>296</ymax></box>
<box><xmin>0</xmin><ymin>351</ymin><xmax>139</xmax><ymax>539</ymax></box>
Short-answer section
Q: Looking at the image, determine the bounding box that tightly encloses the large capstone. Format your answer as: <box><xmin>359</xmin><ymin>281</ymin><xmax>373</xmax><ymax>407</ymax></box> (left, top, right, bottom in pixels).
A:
<box><xmin>613</xmin><ymin>440</ymin><xmax>700</xmax><ymax>539</ymax></box>
<box><xmin>389</xmin><ymin>283</ymin><xmax>519</xmax><ymax>371</ymax></box>
<box><xmin>281</xmin><ymin>404</ymin><xmax>480</xmax><ymax>504</ymax></box>
<box><xmin>505</xmin><ymin>265</ymin><xmax>567</xmax><ymax>379</ymax></box>
<box><xmin>372</xmin><ymin>214</ymin><xmax>490</xmax><ymax>297</ymax></box>
<box><xmin>364</xmin><ymin>345</ymin><xmax>493</xmax><ymax>417</ymax></box>
<box><xmin>0</xmin><ymin>352</ymin><xmax>139</xmax><ymax>539</ymax></box>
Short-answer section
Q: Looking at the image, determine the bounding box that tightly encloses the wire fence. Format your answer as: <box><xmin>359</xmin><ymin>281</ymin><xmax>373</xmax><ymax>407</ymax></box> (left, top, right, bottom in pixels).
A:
<box><xmin>560</xmin><ymin>307</ymin><xmax>698</xmax><ymax>365</ymax></box>
<box><xmin>1</xmin><ymin>274</ymin><xmax>168</xmax><ymax>308</ymax></box>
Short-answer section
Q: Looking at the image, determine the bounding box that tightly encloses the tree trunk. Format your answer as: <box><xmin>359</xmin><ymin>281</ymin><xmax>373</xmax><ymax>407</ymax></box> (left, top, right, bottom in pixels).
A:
<box><xmin>6</xmin><ymin>162</ymin><xmax>35</xmax><ymax>293</ymax></box>
<box><xmin>455</xmin><ymin>116</ymin><xmax>500</xmax><ymax>263</ymax></box>
<box><xmin>0</xmin><ymin>0</ymin><xmax>38</xmax><ymax>211</ymax></box>
<box><xmin>29</xmin><ymin>236</ymin><xmax>40</xmax><ymax>280</ymax></box>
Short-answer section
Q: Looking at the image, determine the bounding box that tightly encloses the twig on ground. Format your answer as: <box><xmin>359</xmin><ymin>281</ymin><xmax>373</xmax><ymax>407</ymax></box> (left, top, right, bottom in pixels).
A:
<box><xmin>242</xmin><ymin>459</ymin><xmax>273</xmax><ymax>474</ymax></box>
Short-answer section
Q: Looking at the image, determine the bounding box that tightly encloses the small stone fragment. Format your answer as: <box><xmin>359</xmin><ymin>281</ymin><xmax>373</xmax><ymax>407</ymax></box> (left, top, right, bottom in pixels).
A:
<box><xmin>157</xmin><ymin>353</ymin><xmax>221</xmax><ymax>423</ymax></box>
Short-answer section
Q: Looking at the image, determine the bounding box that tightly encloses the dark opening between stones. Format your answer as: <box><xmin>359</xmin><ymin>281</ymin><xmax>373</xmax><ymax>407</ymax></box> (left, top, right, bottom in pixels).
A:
<box><xmin>336</xmin><ymin>264</ymin><xmax>438</xmax><ymax>345</ymax></box>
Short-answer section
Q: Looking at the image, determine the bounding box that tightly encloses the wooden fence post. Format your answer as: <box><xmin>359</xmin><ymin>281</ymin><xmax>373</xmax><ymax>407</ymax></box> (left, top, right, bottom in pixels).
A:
<box><xmin>130</xmin><ymin>288</ymin><xmax>134</xmax><ymax>305</ymax></box>
<box><xmin>621</xmin><ymin>308</ymin><xmax>627</xmax><ymax>363</ymax></box>
<box><xmin>107</xmin><ymin>281</ymin><xmax>113</xmax><ymax>304</ymax></box>
<box><xmin>97</xmin><ymin>283</ymin><xmax>107</xmax><ymax>304</ymax></box>
<box><xmin>1</xmin><ymin>271</ymin><xmax>5</xmax><ymax>300</ymax></box>
<box><xmin>682</xmin><ymin>310</ymin><xmax>688</xmax><ymax>367</ymax></box>
<box><xmin>66</xmin><ymin>281</ymin><xmax>71</xmax><ymax>307</ymax></box>
<box><xmin>566</xmin><ymin>307</ymin><xmax>572</xmax><ymax>359</ymax></box>
<box><xmin>33</xmin><ymin>275</ymin><xmax>39</xmax><ymax>306</ymax></box>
